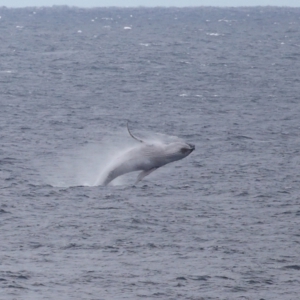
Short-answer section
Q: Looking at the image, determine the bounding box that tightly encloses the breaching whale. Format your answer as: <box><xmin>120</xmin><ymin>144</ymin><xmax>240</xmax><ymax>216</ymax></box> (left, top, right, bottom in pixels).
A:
<box><xmin>97</xmin><ymin>122</ymin><xmax>195</xmax><ymax>186</ymax></box>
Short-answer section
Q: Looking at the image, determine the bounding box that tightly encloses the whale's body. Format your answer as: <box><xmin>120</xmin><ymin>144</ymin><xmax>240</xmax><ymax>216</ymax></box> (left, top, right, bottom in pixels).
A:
<box><xmin>98</xmin><ymin>123</ymin><xmax>195</xmax><ymax>186</ymax></box>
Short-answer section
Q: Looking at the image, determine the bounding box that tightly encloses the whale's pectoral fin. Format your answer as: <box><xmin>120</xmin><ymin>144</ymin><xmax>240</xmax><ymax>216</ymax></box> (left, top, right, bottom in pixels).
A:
<box><xmin>135</xmin><ymin>168</ymin><xmax>158</xmax><ymax>185</ymax></box>
<box><xmin>127</xmin><ymin>121</ymin><xmax>144</xmax><ymax>143</ymax></box>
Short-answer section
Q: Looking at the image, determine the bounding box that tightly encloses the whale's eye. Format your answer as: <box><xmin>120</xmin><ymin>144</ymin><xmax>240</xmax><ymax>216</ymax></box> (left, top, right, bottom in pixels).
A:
<box><xmin>180</xmin><ymin>148</ymin><xmax>189</xmax><ymax>154</ymax></box>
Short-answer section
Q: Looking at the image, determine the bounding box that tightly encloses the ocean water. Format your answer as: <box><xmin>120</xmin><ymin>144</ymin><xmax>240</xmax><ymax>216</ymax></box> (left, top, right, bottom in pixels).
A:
<box><xmin>1</xmin><ymin>6</ymin><xmax>300</xmax><ymax>300</ymax></box>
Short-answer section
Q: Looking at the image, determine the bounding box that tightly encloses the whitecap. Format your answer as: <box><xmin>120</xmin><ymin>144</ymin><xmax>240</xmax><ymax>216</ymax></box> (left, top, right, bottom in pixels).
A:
<box><xmin>206</xmin><ymin>32</ymin><xmax>221</xmax><ymax>36</ymax></box>
<box><xmin>218</xmin><ymin>19</ymin><xmax>235</xmax><ymax>23</ymax></box>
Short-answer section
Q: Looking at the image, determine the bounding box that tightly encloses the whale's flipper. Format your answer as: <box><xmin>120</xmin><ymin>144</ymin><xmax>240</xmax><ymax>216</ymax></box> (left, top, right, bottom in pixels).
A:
<box><xmin>135</xmin><ymin>167</ymin><xmax>158</xmax><ymax>185</ymax></box>
<box><xmin>127</xmin><ymin>121</ymin><xmax>144</xmax><ymax>143</ymax></box>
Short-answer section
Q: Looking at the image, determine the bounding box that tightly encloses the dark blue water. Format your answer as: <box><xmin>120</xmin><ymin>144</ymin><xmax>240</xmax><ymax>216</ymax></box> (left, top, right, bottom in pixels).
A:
<box><xmin>1</xmin><ymin>6</ymin><xmax>300</xmax><ymax>299</ymax></box>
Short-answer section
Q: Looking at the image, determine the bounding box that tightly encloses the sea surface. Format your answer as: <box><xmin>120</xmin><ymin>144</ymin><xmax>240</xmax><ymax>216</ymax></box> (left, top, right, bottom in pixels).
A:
<box><xmin>1</xmin><ymin>6</ymin><xmax>300</xmax><ymax>300</ymax></box>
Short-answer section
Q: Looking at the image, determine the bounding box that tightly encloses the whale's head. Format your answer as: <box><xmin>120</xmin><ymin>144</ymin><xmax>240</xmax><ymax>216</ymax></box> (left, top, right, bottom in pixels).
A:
<box><xmin>163</xmin><ymin>141</ymin><xmax>195</xmax><ymax>162</ymax></box>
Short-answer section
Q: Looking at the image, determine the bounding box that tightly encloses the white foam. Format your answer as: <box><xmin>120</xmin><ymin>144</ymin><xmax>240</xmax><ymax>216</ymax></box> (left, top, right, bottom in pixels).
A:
<box><xmin>206</xmin><ymin>32</ymin><xmax>221</xmax><ymax>36</ymax></box>
<box><xmin>218</xmin><ymin>19</ymin><xmax>235</xmax><ymax>23</ymax></box>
